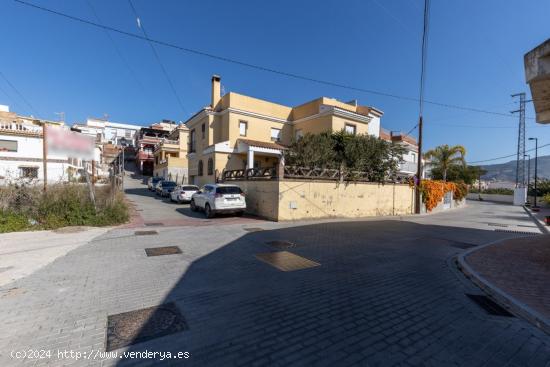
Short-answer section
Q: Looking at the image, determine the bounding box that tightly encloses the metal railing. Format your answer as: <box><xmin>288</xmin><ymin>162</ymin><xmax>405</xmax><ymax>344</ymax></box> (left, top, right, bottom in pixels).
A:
<box><xmin>0</xmin><ymin>121</ymin><xmax>42</xmax><ymax>135</ymax></box>
<box><xmin>222</xmin><ymin>167</ymin><xmax>278</xmax><ymax>180</ymax></box>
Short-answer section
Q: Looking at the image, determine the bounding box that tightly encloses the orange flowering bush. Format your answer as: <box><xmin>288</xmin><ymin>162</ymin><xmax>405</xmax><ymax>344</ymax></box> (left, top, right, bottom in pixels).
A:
<box><xmin>419</xmin><ymin>180</ymin><xmax>456</xmax><ymax>212</ymax></box>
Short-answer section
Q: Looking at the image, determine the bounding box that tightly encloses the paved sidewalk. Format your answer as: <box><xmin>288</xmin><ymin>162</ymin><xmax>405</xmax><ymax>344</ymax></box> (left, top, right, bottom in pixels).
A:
<box><xmin>0</xmin><ymin>226</ymin><xmax>112</xmax><ymax>286</ymax></box>
<box><xmin>462</xmin><ymin>235</ymin><xmax>550</xmax><ymax>334</ymax></box>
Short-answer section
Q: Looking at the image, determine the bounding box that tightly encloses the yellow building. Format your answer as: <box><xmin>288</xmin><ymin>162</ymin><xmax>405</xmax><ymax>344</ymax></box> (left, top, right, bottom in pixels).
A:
<box><xmin>152</xmin><ymin>124</ymin><xmax>189</xmax><ymax>183</ymax></box>
<box><xmin>186</xmin><ymin>75</ymin><xmax>383</xmax><ymax>186</ymax></box>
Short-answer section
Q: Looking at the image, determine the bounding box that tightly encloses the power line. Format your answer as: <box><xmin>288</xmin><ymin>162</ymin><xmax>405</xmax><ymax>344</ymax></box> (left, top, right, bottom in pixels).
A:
<box><xmin>127</xmin><ymin>0</ymin><xmax>187</xmax><ymax>115</ymax></box>
<box><xmin>470</xmin><ymin>143</ymin><xmax>550</xmax><ymax>164</ymax></box>
<box><xmin>14</xmin><ymin>0</ymin><xmax>531</xmax><ymax>120</ymax></box>
<box><xmin>86</xmin><ymin>0</ymin><xmax>150</xmax><ymax>101</ymax></box>
<box><xmin>0</xmin><ymin>70</ymin><xmax>39</xmax><ymax>116</ymax></box>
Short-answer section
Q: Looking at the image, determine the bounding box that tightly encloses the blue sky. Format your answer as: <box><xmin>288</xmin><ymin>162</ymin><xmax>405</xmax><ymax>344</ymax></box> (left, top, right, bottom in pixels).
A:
<box><xmin>1</xmin><ymin>0</ymin><xmax>549</xmax><ymax>163</ymax></box>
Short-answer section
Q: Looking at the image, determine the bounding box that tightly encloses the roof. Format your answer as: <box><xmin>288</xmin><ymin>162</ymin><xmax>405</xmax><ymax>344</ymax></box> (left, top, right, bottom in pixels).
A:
<box><xmin>237</xmin><ymin>138</ymin><xmax>287</xmax><ymax>150</ymax></box>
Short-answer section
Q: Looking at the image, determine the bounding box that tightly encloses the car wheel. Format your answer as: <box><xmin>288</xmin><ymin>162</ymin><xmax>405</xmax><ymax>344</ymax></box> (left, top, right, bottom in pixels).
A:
<box><xmin>190</xmin><ymin>200</ymin><xmax>198</xmax><ymax>212</ymax></box>
<box><xmin>204</xmin><ymin>204</ymin><xmax>214</xmax><ymax>218</ymax></box>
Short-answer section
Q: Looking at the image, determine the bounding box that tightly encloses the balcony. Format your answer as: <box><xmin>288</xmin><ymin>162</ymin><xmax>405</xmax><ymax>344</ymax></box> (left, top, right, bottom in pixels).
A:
<box><xmin>137</xmin><ymin>151</ymin><xmax>154</xmax><ymax>161</ymax></box>
<box><xmin>0</xmin><ymin>121</ymin><xmax>42</xmax><ymax>136</ymax></box>
<box><xmin>398</xmin><ymin>161</ymin><xmax>417</xmax><ymax>174</ymax></box>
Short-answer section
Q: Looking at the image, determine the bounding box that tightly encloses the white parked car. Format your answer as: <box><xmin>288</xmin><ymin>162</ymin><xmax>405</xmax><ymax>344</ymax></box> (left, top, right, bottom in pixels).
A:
<box><xmin>170</xmin><ymin>185</ymin><xmax>200</xmax><ymax>204</ymax></box>
<box><xmin>190</xmin><ymin>184</ymin><xmax>246</xmax><ymax>218</ymax></box>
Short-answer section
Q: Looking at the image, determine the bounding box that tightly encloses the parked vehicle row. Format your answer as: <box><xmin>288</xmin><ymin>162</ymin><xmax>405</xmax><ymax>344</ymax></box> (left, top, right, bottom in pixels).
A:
<box><xmin>145</xmin><ymin>177</ymin><xmax>246</xmax><ymax>218</ymax></box>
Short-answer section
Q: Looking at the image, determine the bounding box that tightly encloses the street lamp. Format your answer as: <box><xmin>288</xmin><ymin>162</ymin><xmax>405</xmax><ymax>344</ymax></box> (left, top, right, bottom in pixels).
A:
<box><xmin>528</xmin><ymin>137</ymin><xmax>538</xmax><ymax>208</ymax></box>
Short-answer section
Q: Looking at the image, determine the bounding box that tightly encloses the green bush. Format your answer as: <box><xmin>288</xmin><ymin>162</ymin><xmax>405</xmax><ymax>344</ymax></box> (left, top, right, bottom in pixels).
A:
<box><xmin>543</xmin><ymin>193</ymin><xmax>550</xmax><ymax>205</ymax></box>
<box><xmin>0</xmin><ymin>184</ymin><xmax>129</xmax><ymax>233</ymax></box>
<box><xmin>0</xmin><ymin>210</ymin><xmax>30</xmax><ymax>233</ymax></box>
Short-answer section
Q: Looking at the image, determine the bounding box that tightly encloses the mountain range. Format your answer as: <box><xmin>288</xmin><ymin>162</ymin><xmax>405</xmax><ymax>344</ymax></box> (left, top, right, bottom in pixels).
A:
<box><xmin>479</xmin><ymin>155</ymin><xmax>550</xmax><ymax>182</ymax></box>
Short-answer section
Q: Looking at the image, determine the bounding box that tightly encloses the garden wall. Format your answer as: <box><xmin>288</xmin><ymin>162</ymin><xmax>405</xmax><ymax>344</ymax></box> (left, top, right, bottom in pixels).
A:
<box><xmin>466</xmin><ymin>193</ymin><xmax>513</xmax><ymax>203</ymax></box>
<box><xmin>235</xmin><ymin>179</ymin><xmax>415</xmax><ymax>221</ymax></box>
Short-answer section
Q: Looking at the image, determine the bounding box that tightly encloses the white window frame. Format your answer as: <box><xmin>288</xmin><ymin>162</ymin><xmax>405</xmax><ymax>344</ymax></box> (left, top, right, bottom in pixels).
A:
<box><xmin>344</xmin><ymin>123</ymin><xmax>356</xmax><ymax>135</ymax></box>
<box><xmin>270</xmin><ymin>127</ymin><xmax>281</xmax><ymax>142</ymax></box>
<box><xmin>239</xmin><ymin>121</ymin><xmax>247</xmax><ymax>137</ymax></box>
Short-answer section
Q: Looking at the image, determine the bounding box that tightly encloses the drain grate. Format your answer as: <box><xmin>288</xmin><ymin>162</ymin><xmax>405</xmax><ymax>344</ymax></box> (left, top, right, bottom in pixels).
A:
<box><xmin>243</xmin><ymin>227</ymin><xmax>264</xmax><ymax>232</ymax></box>
<box><xmin>135</xmin><ymin>230</ymin><xmax>158</xmax><ymax>236</ymax></box>
<box><xmin>255</xmin><ymin>251</ymin><xmax>320</xmax><ymax>272</ymax></box>
<box><xmin>106</xmin><ymin>302</ymin><xmax>187</xmax><ymax>351</ymax></box>
<box><xmin>267</xmin><ymin>240</ymin><xmax>296</xmax><ymax>249</ymax></box>
<box><xmin>466</xmin><ymin>294</ymin><xmax>514</xmax><ymax>317</ymax></box>
<box><xmin>145</xmin><ymin>246</ymin><xmax>182</xmax><ymax>257</ymax></box>
<box><xmin>494</xmin><ymin>229</ymin><xmax>539</xmax><ymax>235</ymax></box>
<box><xmin>487</xmin><ymin>223</ymin><xmax>509</xmax><ymax>227</ymax></box>
<box><xmin>145</xmin><ymin>222</ymin><xmax>164</xmax><ymax>227</ymax></box>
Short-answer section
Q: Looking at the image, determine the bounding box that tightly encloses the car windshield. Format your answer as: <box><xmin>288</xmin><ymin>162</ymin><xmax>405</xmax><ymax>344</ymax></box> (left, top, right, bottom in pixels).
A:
<box><xmin>181</xmin><ymin>186</ymin><xmax>199</xmax><ymax>191</ymax></box>
<box><xmin>216</xmin><ymin>186</ymin><xmax>242</xmax><ymax>195</ymax></box>
<box><xmin>162</xmin><ymin>181</ymin><xmax>176</xmax><ymax>187</ymax></box>
<box><xmin>152</xmin><ymin>177</ymin><xmax>162</xmax><ymax>183</ymax></box>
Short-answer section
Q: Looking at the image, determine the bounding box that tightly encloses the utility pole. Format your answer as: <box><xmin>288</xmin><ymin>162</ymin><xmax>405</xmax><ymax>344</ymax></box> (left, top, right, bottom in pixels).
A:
<box><xmin>524</xmin><ymin>154</ymin><xmax>530</xmax><ymax>204</ymax></box>
<box><xmin>42</xmin><ymin>121</ymin><xmax>48</xmax><ymax>191</ymax></box>
<box><xmin>415</xmin><ymin>0</ymin><xmax>430</xmax><ymax>214</ymax></box>
<box><xmin>511</xmin><ymin>93</ymin><xmax>526</xmax><ymax>187</ymax></box>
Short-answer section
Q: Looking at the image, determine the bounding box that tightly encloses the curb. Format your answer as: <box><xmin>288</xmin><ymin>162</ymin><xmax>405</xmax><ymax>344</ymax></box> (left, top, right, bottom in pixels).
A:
<box><xmin>522</xmin><ymin>205</ymin><xmax>550</xmax><ymax>234</ymax></box>
<box><xmin>457</xmin><ymin>238</ymin><xmax>550</xmax><ymax>335</ymax></box>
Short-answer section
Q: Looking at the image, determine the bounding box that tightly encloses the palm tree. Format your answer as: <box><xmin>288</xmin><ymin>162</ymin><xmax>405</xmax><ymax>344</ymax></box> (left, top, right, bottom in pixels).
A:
<box><xmin>424</xmin><ymin>144</ymin><xmax>466</xmax><ymax>181</ymax></box>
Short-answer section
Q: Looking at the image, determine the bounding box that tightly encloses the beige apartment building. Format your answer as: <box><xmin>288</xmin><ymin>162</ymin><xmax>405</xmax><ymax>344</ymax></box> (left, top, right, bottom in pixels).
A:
<box><xmin>153</xmin><ymin>124</ymin><xmax>189</xmax><ymax>182</ymax></box>
<box><xmin>186</xmin><ymin>75</ymin><xmax>383</xmax><ymax>186</ymax></box>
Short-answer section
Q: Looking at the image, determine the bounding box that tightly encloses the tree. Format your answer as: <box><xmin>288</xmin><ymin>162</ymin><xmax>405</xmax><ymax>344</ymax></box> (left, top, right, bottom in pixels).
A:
<box><xmin>284</xmin><ymin>131</ymin><xmax>405</xmax><ymax>182</ymax></box>
<box><xmin>424</xmin><ymin>144</ymin><xmax>466</xmax><ymax>181</ymax></box>
<box><xmin>430</xmin><ymin>164</ymin><xmax>484</xmax><ymax>185</ymax></box>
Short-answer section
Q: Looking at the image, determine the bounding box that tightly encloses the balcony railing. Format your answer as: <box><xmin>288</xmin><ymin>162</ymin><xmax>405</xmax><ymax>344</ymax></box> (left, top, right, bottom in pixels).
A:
<box><xmin>0</xmin><ymin>121</ymin><xmax>42</xmax><ymax>135</ymax></box>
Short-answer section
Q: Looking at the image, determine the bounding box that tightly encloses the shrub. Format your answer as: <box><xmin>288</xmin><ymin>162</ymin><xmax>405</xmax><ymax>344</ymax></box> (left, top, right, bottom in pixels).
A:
<box><xmin>419</xmin><ymin>180</ymin><xmax>456</xmax><ymax>212</ymax></box>
<box><xmin>543</xmin><ymin>193</ymin><xmax>550</xmax><ymax>205</ymax></box>
<box><xmin>0</xmin><ymin>210</ymin><xmax>30</xmax><ymax>233</ymax></box>
<box><xmin>0</xmin><ymin>184</ymin><xmax>128</xmax><ymax>233</ymax></box>
<box><xmin>453</xmin><ymin>182</ymin><xmax>468</xmax><ymax>201</ymax></box>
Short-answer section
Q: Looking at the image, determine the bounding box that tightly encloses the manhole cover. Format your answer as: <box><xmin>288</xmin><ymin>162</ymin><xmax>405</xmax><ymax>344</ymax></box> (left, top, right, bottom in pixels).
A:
<box><xmin>135</xmin><ymin>230</ymin><xmax>158</xmax><ymax>236</ymax></box>
<box><xmin>487</xmin><ymin>223</ymin><xmax>508</xmax><ymax>228</ymax></box>
<box><xmin>145</xmin><ymin>223</ymin><xmax>164</xmax><ymax>227</ymax></box>
<box><xmin>255</xmin><ymin>251</ymin><xmax>320</xmax><ymax>272</ymax></box>
<box><xmin>106</xmin><ymin>302</ymin><xmax>187</xmax><ymax>351</ymax></box>
<box><xmin>466</xmin><ymin>294</ymin><xmax>514</xmax><ymax>317</ymax></box>
<box><xmin>243</xmin><ymin>228</ymin><xmax>264</xmax><ymax>232</ymax></box>
<box><xmin>266</xmin><ymin>240</ymin><xmax>296</xmax><ymax>249</ymax></box>
<box><xmin>145</xmin><ymin>246</ymin><xmax>182</xmax><ymax>257</ymax></box>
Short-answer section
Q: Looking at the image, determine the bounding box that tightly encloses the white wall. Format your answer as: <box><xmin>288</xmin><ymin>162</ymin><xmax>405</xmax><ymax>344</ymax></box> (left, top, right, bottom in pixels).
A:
<box><xmin>368</xmin><ymin>115</ymin><xmax>381</xmax><ymax>137</ymax></box>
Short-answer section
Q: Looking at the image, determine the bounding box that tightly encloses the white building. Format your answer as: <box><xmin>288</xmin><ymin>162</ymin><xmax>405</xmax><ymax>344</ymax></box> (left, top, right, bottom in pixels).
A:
<box><xmin>0</xmin><ymin>105</ymin><xmax>84</xmax><ymax>185</ymax></box>
<box><xmin>379</xmin><ymin>129</ymin><xmax>423</xmax><ymax>178</ymax></box>
<box><xmin>72</xmin><ymin>118</ymin><xmax>142</xmax><ymax>147</ymax></box>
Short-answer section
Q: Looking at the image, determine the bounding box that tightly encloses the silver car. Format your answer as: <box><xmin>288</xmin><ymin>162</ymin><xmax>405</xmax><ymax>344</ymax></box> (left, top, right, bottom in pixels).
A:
<box><xmin>190</xmin><ymin>184</ymin><xmax>246</xmax><ymax>218</ymax></box>
<box><xmin>170</xmin><ymin>185</ymin><xmax>200</xmax><ymax>204</ymax></box>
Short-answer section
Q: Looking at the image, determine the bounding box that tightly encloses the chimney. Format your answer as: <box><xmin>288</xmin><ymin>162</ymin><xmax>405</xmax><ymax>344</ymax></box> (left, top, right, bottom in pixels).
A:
<box><xmin>211</xmin><ymin>75</ymin><xmax>221</xmax><ymax>109</ymax></box>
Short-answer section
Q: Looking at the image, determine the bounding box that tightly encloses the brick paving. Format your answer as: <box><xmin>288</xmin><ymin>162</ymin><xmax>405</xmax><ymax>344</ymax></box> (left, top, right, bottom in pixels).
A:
<box><xmin>465</xmin><ymin>235</ymin><xmax>550</xmax><ymax>321</ymax></box>
<box><xmin>0</xmin><ymin>184</ymin><xmax>549</xmax><ymax>366</ymax></box>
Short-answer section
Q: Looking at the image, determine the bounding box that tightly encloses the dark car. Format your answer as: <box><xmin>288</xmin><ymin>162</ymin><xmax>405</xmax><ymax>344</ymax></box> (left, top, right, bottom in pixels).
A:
<box><xmin>149</xmin><ymin>176</ymin><xmax>164</xmax><ymax>191</ymax></box>
<box><xmin>158</xmin><ymin>181</ymin><xmax>177</xmax><ymax>197</ymax></box>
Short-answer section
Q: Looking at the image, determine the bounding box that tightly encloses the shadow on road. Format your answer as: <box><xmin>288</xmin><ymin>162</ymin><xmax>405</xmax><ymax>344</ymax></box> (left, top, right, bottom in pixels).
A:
<box><xmin>114</xmin><ymin>220</ymin><xmax>544</xmax><ymax>366</ymax></box>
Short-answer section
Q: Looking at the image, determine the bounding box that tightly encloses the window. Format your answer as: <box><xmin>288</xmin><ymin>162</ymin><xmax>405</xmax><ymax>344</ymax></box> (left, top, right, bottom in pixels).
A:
<box><xmin>239</xmin><ymin>121</ymin><xmax>247</xmax><ymax>136</ymax></box>
<box><xmin>295</xmin><ymin>129</ymin><xmax>303</xmax><ymax>140</ymax></box>
<box><xmin>198</xmin><ymin>160</ymin><xmax>203</xmax><ymax>176</ymax></box>
<box><xmin>0</xmin><ymin>139</ymin><xmax>17</xmax><ymax>152</ymax></box>
<box><xmin>19</xmin><ymin>166</ymin><xmax>38</xmax><ymax>179</ymax></box>
<box><xmin>201</xmin><ymin>123</ymin><xmax>205</xmax><ymax>139</ymax></box>
<box><xmin>189</xmin><ymin>130</ymin><xmax>196</xmax><ymax>152</ymax></box>
<box><xmin>344</xmin><ymin>123</ymin><xmax>356</xmax><ymax>135</ymax></box>
<box><xmin>125</xmin><ymin>130</ymin><xmax>132</xmax><ymax>139</ymax></box>
<box><xmin>216</xmin><ymin>186</ymin><xmax>243</xmax><ymax>195</ymax></box>
<box><xmin>270</xmin><ymin>128</ymin><xmax>281</xmax><ymax>142</ymax></box>
<box><xmin>207</xmin><ymin>158</ymin><xmax>214</xmax><ymax>175</ymax></box>
<box><xmin>410</xmin><ymin>152</ymin><xmax>417</xmax><ymax>163</ymax></box>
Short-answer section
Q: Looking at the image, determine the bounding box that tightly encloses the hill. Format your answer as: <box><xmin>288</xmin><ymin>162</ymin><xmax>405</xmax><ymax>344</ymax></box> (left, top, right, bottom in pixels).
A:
<box><xmin>479</xmin><ymin>155</ymin><xmax>550</xmax><ymax>181</ymax></box>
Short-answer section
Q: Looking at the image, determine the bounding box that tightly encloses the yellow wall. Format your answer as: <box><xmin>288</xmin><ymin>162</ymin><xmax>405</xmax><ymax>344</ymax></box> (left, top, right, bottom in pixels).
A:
<box><xmin>231</xmin><ymin>180</ymin><xmax>414</xmax><ymax>221</ymax></box>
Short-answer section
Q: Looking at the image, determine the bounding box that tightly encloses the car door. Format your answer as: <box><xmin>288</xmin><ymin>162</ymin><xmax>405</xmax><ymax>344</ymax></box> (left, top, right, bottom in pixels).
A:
<box><xmin>195</xmin><ymin>186</ymin><xmax>208</xmax><ymax>207</ymax></box>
